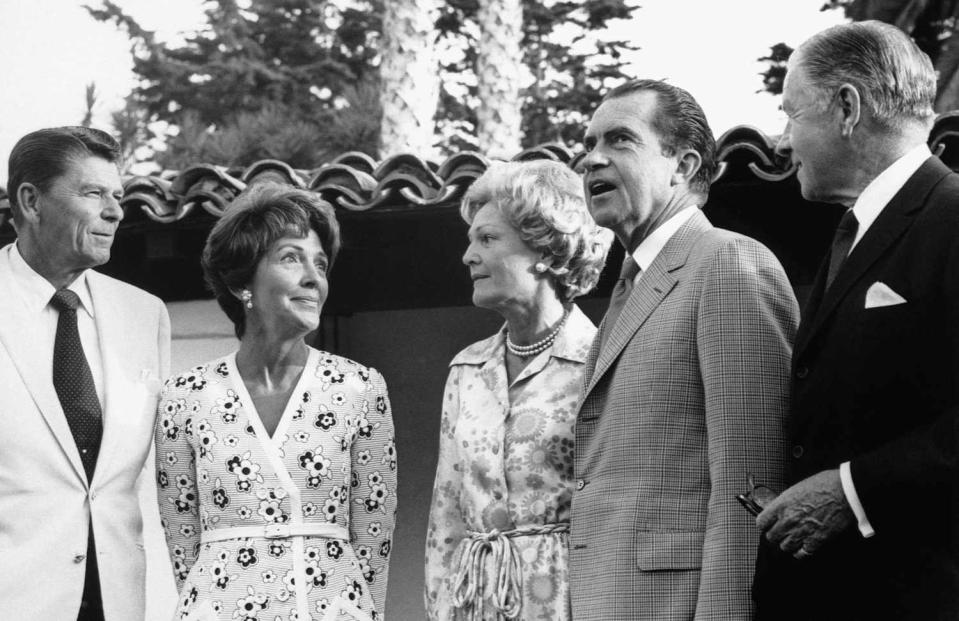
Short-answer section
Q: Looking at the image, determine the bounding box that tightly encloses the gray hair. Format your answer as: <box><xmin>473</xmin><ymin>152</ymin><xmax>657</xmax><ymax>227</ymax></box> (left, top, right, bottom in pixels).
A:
<box><xmin>794</xmin><ymin>20</ymin><xmax>936</xmax><ymax>128</ymax></box>
<box><xmin>461</xmin><ymin>160</ymin><xmax>612</xmax><ymax>303</ymax></box>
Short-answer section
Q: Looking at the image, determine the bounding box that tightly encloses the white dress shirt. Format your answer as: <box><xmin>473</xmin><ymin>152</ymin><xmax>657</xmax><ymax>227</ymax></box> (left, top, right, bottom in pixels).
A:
<box><xmin>629</xmin><ymin>206</ymin><xmax>699</xmax><ymax>279</ymax></box>
<box><xmin>7</xmin><ymin>242</ymin><xmax>105</xmax><ymax>407</ymax></box>
<box><xmin>839</xmin><ymin>142</ymin><xmax>931</xmax><ymax>538</ymax></box>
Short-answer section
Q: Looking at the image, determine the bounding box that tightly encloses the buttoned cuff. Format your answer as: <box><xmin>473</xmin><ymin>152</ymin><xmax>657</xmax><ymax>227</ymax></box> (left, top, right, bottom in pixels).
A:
<box><xmin>840</xmin><ymin>461</ymin><xmax>875</xmax><ymax>538</ymax></box>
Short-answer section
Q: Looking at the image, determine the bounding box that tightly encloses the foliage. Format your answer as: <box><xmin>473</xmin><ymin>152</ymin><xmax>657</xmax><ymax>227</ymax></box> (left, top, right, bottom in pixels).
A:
<box><xmin>757</xmin><ymin>42</ymin><xmax>793</xmax><ymax>96</ymax></box>
<box><xmin>81</xmin><ymin>82</ymin><xmax>98</xmax><ymax>128</ymax></box>
<box><xmin>111</xmin><ymin>93</ymin><xmax>152</xmax><ymax>173</ymax></box>
<box><xmin>86</xmin><ymin>0</ymin><xmax>383</xmax><ymax>168</ymax></box>
<box><xmin>759</xmin><ymin>0</ymin><xmax>959</xmax><ymax>111</ymax></box>
<box><xmin>87</xmin><ymin>0</ymin><xmax>638</xmax><ymax>164</ymax></box>
<box><xmin>436</xmin><ymin>0</ymin><xmax>639</xmax><ymax>151</ymax></box>
<box><xmin>155</xmin><ymin>82</ymin><xmax>381</xmax><ymax>170</ymax></box>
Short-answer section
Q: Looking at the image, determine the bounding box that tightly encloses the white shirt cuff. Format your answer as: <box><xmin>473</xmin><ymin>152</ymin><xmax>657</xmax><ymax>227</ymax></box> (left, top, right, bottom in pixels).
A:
<box><xmin>840</xmin><ymin>461</ymin><xmax>875</xmax><ymax>538</ymax></box>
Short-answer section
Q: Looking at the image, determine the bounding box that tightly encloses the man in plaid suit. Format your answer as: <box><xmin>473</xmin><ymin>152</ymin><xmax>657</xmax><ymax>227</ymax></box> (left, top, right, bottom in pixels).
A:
<box><xmin>570</xmin><ymin>79</ymin><xmax>799</xmax><ymax>620</ymax></box>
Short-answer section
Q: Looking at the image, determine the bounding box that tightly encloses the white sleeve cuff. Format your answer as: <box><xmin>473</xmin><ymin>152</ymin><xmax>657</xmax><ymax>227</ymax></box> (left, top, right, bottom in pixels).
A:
<box><xmin>840</xmin><ymin>461</ymin><xmax>875</xmax><ymax>538</ymax></box>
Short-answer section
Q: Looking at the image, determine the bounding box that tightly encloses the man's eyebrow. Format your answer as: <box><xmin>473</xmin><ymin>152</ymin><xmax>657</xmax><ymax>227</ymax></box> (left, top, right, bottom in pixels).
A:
<box><xmin>80</xmin><ymin>182</ymin><xmax>123</xmax><ymax>194</ymax></box>
<box><xmin>605</xmin><ymin>125</ymin><xmax>637</xmax><ymax>137</ymax></box>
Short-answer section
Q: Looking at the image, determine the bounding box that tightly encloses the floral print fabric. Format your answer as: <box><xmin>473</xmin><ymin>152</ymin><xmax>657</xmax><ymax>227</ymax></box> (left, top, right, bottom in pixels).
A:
<box><xmin>156</xmin><ymin>347</ymin><xmax>396</xmax><ymax>621</ymax></box>
<box><xmin>425</xmin><ymin>305</ymin><xmax>596</xmax><ymax>620</ymax></box>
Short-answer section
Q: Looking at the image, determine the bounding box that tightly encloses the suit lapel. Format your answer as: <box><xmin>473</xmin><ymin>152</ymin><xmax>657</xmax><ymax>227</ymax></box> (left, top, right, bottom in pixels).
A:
<box><xmin>796</xmin><ymin>157</ymin><xmax>950</xmax><ymax>357</ymax></box>
<box><xmin>585</xmin><ymin>211</ymin><xmax>710</xmax><ymax>396</ymax></box>
<box><xmin>0</xmin><ymin>246</ymin><xmax>87</xmax><ymax>484</ymax></box>
<box><xmin>88</xmin><ymin>271</ymin><xmax>128</xmax><ymax>483</ymax></box>
<box><xmin>793</xmin><ymin>258</ymin><xmax>829</xmax><ymax>358</ymax></box>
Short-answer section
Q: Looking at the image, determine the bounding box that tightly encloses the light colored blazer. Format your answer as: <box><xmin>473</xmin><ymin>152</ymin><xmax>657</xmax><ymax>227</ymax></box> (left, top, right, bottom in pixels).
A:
<box><xmin>0</xmin><ymin>243</ymin><xmax>170</xmax><ymax>621</ymax></box>
<box><xmin>569</xmin><ymin>210</ymin><xmax>798</xmax><ymax>620</ymax></box>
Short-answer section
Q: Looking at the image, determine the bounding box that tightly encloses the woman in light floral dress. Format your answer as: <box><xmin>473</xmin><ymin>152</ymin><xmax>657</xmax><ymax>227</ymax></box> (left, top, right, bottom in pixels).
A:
<box><xmin>156</xmin><ymin>183</ymin><xmax>396</xmax><ymax>621</ymax></box>
<box><xmin>425</xmin><ymin>160</ymin><xmax>612</xmax><ymax>620</ymax></box>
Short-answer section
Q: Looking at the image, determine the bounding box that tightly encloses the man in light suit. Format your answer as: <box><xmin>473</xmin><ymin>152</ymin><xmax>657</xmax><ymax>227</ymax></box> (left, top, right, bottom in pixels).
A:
<box><xmin>753</xmin><ymin>22</ymin><xmax>959</xmax><ymax>621</ymax></box>
<box><xmin>569</xmin><ymin>79</ymin><xmax>799</xmax><ymax>620</ymax></box>
<box><xmin>0</xmin><ymin>126</ymin><xmax>170</xmax><ymax>620</ymax></box>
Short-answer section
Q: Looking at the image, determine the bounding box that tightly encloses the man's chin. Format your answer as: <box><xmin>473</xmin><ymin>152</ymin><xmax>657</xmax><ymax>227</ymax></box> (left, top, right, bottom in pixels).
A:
<box><xmin>588</xmin><ymin>199</ymin><xmax>621</xmax><ymax>227</ymax></box>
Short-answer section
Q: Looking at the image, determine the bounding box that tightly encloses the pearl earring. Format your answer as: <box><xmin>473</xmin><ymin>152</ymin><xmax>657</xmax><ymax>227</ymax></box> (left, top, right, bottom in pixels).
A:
<box><xmin>241</xmin><ymin>290</ymin><xmax>253</xmax><ymax>310</ymax></box>
<box><xmin>534</xmin><ymin>262</ymin><xmax>548</xmax><ymax>274</ymax></box>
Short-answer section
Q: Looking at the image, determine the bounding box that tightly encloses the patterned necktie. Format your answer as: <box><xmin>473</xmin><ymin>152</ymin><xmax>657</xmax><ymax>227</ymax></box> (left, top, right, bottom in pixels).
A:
<box><xmin>600</xmin><ymin>255</ymin><xmax>641</xmax><ymax>350</ymax></box>
<box><xmin>825</xmin><ymin>208</ymin><xmax>859</xmax><ymax>290</ymax></box>
<box><xmin>50</xmin><ymin>289</ymin><xmax>102</xmax><ymax>482</ymax></box>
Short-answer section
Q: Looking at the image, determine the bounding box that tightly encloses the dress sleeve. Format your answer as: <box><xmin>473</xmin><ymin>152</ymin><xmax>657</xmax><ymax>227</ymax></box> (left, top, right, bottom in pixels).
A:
<box><xmin>154</xmin><ymin>377</ymin><xmax>201</xmax><ymax>591</ymax></box>
<box><xmin>424</xmin><ymin>366</ymin><xmax>468</xmax><ymax>620</ymax></box>
<box><xmin>350</xmin><ymin>367</ymin><xmax>397</xmax><ymax>619</ymax></box>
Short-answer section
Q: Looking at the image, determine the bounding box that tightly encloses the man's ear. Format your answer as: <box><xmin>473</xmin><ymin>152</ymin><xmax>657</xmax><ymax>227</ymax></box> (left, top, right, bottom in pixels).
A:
<box><xmin>671</xmin><ymin>149</ymin><xmax>702</xmax><ymax>186</ymax></box>
<box><xmin>836</xmin><ymin>83</ymin><xmax>862</xmax><ymax>137</ymax></box>
<box><xmin>15</xmin><ymin>183</ymin><xmax>41</xmax><ymax>224</ymax></box>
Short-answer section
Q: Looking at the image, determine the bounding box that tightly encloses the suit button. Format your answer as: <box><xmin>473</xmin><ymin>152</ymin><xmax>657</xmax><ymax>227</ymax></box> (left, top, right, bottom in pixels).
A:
<box><xmin>576</xmin><ymin>479</ymin><xmax>586</xmax><ymax>491</ymax></box>
<box><xmin>74</xmin><ymin>554</ymin><xmax>86</xmax><ymax>563</ymax></box>
<box><xmin>792</xmin><ymin>445</ymin><xmax>804</xmax><ymax>459</ymax></box>
<box><xmin>795</xmin><ymin>366</ymin><xmax>809</xmax><ymax>379</ymax></box>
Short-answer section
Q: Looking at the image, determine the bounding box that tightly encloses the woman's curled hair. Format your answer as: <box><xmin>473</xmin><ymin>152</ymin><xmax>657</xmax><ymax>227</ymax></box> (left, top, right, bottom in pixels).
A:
<box><xmin>461</xmin><ymin>159</ymin><xmax>612</xmax><ymax>302</ymax></box>
<box><xmin>202</xmin><ymin>182</ymin><xmax>341</xmax><ymax>338</ymax></box>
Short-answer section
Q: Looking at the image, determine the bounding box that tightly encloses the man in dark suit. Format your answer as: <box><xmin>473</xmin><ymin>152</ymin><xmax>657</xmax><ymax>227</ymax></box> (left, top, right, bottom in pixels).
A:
<box><xmin>753</xmin><ymin>21</ymin><xmax>959</xmax><ymax>621</ymax></box>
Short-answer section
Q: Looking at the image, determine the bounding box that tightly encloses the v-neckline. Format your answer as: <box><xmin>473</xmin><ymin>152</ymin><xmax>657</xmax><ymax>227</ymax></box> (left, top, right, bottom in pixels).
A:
<box><xmin>227</xmin><ymin>347</ymin><xmax>318</xmax><ymax>444</ymax></box>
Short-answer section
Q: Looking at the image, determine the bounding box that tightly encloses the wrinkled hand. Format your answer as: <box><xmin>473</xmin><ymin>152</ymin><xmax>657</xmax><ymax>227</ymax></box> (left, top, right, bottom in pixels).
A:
<box><xmin>756</xmin><ymin>469</ymin><xmax>854</xmax><ymax>560</ymax></box>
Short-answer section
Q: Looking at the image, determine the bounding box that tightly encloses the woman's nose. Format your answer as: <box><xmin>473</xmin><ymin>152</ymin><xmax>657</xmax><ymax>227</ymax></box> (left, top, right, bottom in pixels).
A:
<box><xmin>462</xmin><ymin>243</ymin><xmax>477</xmax><ymax>266</ymax></box>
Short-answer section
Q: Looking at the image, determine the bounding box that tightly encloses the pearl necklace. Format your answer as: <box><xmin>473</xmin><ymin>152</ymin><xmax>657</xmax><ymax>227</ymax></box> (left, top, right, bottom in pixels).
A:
<box><xmin>506</xmin><ymin>308</ymin><xmax>571</xmax><ymax>358</ymax></box>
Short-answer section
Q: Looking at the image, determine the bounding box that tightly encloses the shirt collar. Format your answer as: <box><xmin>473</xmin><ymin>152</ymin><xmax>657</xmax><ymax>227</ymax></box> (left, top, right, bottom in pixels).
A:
<box><xmin>632</xmin><ymin>206</ymin><xmax>699</xmax><ymax>274</ymax></box>
<box><xmin>450</xmin><ymin>304</ymin><xmax>594</xmax><ymax>366</ymax></box>
<box><xmin>851</xmin><ymin>143</ymin><xmax>930</xmax><ymax>247</ymax></box>
<box><xmin>9</xmin><ymin>242</ymin><xmax>94</xmax><ymax>318</ymax></box>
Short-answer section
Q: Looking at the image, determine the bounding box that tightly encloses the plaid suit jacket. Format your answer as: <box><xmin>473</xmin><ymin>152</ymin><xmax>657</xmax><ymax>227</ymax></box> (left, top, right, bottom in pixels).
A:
<box><xmin>570</xmin><ymin>210</ymin><xmax>799</xmax><ymax>620</ymax></box>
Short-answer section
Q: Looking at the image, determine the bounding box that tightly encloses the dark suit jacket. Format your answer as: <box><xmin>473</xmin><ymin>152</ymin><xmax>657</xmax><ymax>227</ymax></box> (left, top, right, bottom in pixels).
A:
<box><xmin>754</xmin><ymin>156</ymin><xmax>959</xmax><ymax>621</ymax></box>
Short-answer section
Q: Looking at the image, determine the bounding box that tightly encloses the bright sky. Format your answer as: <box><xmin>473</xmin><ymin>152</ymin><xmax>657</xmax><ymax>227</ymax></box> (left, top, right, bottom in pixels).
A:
<box><xmin>0</xmin><ymin>0</ymin><xmax>846</xmax><ymax>186</ymax></box>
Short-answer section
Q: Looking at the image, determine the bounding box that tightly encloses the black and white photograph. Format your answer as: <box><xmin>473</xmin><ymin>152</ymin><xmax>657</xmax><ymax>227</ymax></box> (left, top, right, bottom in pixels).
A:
<box><xmin>2</xmin><ymin>1</ymin><xmax>958</xmax><ymax>620</ymax></box>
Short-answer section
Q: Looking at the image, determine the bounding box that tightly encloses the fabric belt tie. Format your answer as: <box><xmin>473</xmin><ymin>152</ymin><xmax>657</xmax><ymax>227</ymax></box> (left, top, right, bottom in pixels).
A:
<box><xmin>450</xmin><ymin>523</ymin><xmax>569</xmax><ymax>621</ymax></box>
<box><xmin>200</xmin><ymin>522</ymin><xmax>350</xmax><ymax>544</ymax></box>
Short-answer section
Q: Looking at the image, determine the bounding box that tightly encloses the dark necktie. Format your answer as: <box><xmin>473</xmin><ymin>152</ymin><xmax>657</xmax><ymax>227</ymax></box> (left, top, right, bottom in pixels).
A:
<box><xmin>825</xmin><ymin>208</ymin><xmax>859</xmax><ymax>290</ymax></box>
<box><xmin>50</xmin><ymin>288</ymin><xmax>102</xmax><ymax>482</ymax></box>
<box><xmin>600</xmin><ymin>255</ymin><xmax>641</xmax><ymax>350</ymax></box>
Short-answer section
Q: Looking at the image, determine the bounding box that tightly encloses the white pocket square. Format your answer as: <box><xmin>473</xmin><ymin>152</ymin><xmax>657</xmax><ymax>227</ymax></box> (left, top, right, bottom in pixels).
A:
<box><xmin>864</xmin><ymin>281</ymin><xmax>906</xmax><ymax>309</ymax></box>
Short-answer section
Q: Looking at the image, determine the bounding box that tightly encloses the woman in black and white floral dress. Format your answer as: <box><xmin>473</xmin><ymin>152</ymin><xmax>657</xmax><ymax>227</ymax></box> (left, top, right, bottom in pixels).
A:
<box><xmin>155</xmin><ymin>183</ymin><xmax>396</xmax><ymax>621</ymax></box>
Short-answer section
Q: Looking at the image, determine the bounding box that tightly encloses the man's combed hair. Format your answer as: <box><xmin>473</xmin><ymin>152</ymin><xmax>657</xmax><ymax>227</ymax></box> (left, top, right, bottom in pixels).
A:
<box><xmin>7</xmin><ymin>126</ymin><xmax>121</xmax><ymax>221</ymax></box>
<box><xmin>603</xmin><ymin>79</ymin><xmax>717</xmax><ymax>196</ymax></box>
<box><xmin>202</xmin><ymin>182</ymin><xmax>341</xmax><ymax>339</ymax></box>
<box><xmin>461</xmin><ymin>160</ymin><xmax>612</xmax><ymax>303</ymax></box>
<box><xmin>796</xmin><ymin>20</ymin><xmax>936</xmax><ymax>128</ymax></box>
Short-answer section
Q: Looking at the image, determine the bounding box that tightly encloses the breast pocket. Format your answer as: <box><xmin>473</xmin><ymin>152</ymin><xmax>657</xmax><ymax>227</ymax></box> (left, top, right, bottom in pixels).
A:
<box><xmin>636</xmin><ymin>531</ymin><xmax>704</xmax><ymax>571</ymax></box>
